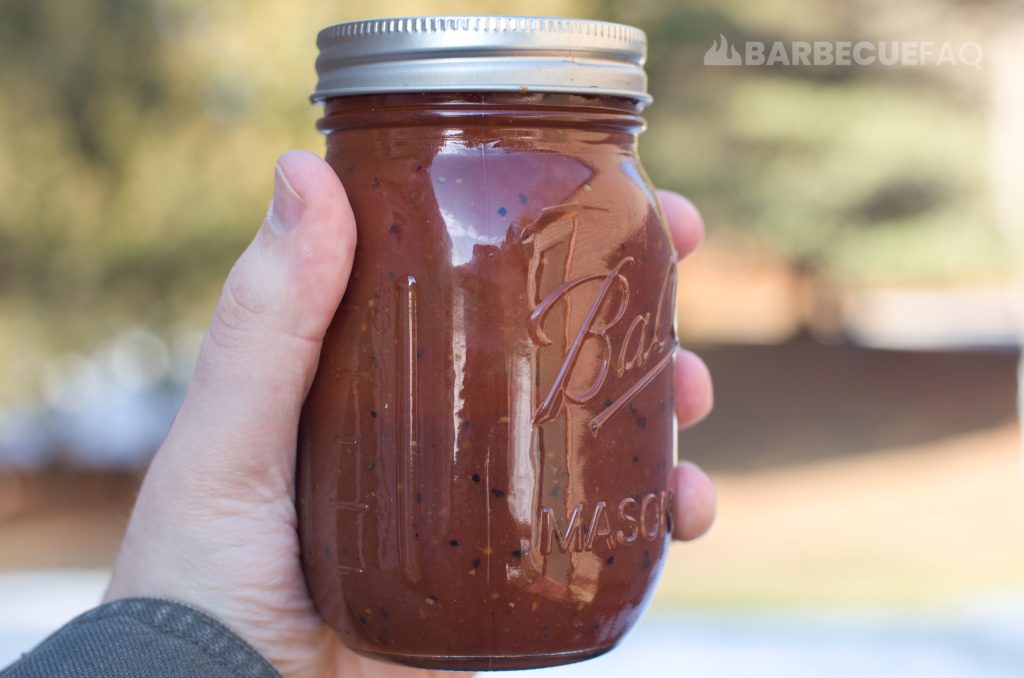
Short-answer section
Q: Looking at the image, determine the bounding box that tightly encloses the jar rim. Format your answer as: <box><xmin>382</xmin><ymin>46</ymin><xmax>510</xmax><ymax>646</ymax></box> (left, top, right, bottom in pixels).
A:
<box><xmin>312</xmin><ymin>16</ymin><xmax>651</xmax><ymax>105</ymax></box>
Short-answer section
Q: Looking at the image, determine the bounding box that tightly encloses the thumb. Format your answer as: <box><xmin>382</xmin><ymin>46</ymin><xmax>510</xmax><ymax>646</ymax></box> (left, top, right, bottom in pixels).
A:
<box><xmin>162</xmin><ymin>150</ymin><xmax>356</xmax><ymax>493</ymax></box>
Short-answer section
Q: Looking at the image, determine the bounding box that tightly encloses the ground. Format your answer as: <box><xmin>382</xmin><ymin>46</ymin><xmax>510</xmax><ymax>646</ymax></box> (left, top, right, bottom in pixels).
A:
<box><xmin>2</xmin><ymin>339</ymin><xmax>1020</xmax><ymax>609</ymax></box>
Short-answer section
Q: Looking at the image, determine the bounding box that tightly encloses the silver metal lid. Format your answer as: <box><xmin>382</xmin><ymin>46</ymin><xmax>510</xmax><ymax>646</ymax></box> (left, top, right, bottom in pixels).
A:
<box><xmin>313</xmin><ymin>16</ymin><xmax>650</xmax><ymax>104</ymax></box>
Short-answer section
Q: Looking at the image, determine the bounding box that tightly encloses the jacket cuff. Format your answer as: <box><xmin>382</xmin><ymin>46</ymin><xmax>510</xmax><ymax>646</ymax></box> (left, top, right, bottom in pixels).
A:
<box><xmin>2</xmin><ymin>597</ymin><xmax>281</xmax><ymax>677</ymax></box>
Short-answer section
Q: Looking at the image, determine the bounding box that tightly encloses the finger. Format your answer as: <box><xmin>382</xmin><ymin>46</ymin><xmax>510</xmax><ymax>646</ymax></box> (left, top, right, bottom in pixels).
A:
<box><xmin>670</xmin><ymin>460</ymin><xmax>717</xmax><ymax>541</ymax></box>
<box><xmin>163</xmin><ymin>150</ymin><xmax>356</xmax><ymax>491</ymax></box>
<box><xmin>657</xmin><ymin>189</ymin><xmax>705</xmax><ymax>259</ymax></box>
<box><xmin>674</xmin><ymin>348</ymin><xmax>713</xmax><ymax>429</ymax></box>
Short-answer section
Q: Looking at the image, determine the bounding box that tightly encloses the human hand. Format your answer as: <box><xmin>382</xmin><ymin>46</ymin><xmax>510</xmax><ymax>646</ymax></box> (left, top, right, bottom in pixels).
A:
<box><xmin>103</xmin><ymin>150</ymin><xmax>716</xmax><ymax>678</ymax></box>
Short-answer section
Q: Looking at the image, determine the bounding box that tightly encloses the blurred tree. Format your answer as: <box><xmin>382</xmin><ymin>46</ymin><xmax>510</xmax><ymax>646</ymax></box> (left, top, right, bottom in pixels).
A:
<box><xmin>0</xmin><ymin>0</ymin><xmax>1009</xmax><ymax>405</ymax></box>
<box><xmin>613</xmin><ymin>0</ymin><xmax>1005</xmax><ymax>282</ymax></box>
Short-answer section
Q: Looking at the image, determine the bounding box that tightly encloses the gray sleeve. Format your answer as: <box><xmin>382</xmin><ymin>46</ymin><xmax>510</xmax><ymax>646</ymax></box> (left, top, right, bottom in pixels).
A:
<box><xmin>1</xmin><ymin>598</ymin><xmax>281</xmax><ymax>678</ymax></box>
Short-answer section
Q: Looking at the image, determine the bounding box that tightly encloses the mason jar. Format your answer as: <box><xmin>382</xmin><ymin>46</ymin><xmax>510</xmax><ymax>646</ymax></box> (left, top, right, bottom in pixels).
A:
<box><xmin>298</xmin><ymin>15</ymin><xmax>677</xmax><ymax>670</ymax></box>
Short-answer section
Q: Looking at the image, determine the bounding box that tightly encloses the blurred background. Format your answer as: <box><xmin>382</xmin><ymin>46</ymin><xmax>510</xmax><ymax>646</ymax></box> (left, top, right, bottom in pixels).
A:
<box><xmin>1</xmin><ymin>0</ymin><xmax>1022</xmax><ymax>675</ymax></box>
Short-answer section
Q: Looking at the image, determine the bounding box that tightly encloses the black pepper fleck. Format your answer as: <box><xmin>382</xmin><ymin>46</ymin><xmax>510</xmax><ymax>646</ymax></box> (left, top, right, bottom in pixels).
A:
<box><xmin>358</xmin><ymin>615</ymin><xmax>368</xmax><ymax>624</ymax></box>
<box><xmin>632</xmin><ymin>455</ymin><xmax>640</xmax><ymax>463</ymax></box>
<box><xmin>389</xmin><ymin>223</ymin><xmax>402</xmax><ymax>236</ymax></box>
<box><xmin>518</xmin><ymin>193</ymin><xmax>528</xmax><ymax>204</ymax></box>
<box><xmin>603</xmin><ymin>398</ymin><xmax>613</xmax><ymax>408</ymax></box>
<box><xmin>449</xmin><ymin>539</ymin><xmax>460</xmax><ymax>548</ymax></box>
<box><xmin>364</xmin><ymin>461</ymin><xmax>375</xmax><ymax>471</ymax></box>
<box><xmin>606</xmin><ymin>556</ymin><xmax>615</xmax><ymax>565</ymax></box>
<box><xmin>497</xmin><ymin>207</ymin><xmax>507</xmax><ymax>216</ymax></box>
<box><xmin>370</xmin><ymin>410</ymin><xmax>378</xmax><ymax>418</ymax></box>
<box><xmin>471</xmin><ymin>558</ymin><xmax>482</xmax><ymax>569</ymax></box>
<box><xmin>471</xmin><ymin>473</ymin><xmax>481</xmax><ymax>483</ymax></box>
<box><xmin>512</xmin><ymin>549</ymin><xmax>523</xmax><ymax>558</ymax></box>
<box><xmin>636</xmin><ymin>416</ymin><xmax>647</xmax><ymax>429</ymax></box>
<box><xmin>491</xmin><ymin>488</ymin><xmax>506</xmax><ymax>499</ymax></box>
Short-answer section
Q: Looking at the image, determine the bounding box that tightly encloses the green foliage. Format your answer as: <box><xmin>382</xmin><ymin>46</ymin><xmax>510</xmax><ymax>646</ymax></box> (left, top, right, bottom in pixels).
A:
<box><xmin>621</xmin><ymin>0</ymin><xmax>1002</xmax><ymax>282</ymax></box>
<box><xmin>0</xmin><ymin>0</ymin><xmax>1005</xmax><ymax>403</ymax></box>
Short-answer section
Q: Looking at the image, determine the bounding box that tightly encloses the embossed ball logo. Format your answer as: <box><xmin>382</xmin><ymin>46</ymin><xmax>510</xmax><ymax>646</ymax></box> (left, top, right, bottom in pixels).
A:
<box><xmin>527</xmin><ymin>250</ymin><xmax>676</xmax><ymax>433</ymax></box>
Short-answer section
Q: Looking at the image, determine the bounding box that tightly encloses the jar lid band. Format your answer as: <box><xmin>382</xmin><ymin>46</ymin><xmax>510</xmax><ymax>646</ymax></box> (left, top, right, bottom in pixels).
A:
<box><xmin>312</xmin><ymin>16</ymin><xmax>650</xmax><ymax>104</ymax></box>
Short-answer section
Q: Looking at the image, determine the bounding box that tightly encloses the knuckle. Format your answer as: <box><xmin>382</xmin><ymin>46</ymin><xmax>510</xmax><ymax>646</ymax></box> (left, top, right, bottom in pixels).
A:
<box><xmin>220</xmin><ymin>267</ymin><xmax>269</xmax><ymax>330</ymax></box>
<box><xmin>206</xmin><ymin>266</ymin><xmax>274</xmax><ymax>351</ymax></box>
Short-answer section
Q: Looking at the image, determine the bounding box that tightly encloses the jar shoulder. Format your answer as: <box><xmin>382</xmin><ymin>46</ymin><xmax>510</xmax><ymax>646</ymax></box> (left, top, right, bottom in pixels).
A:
<box><xmin>328</xmin><ymin>136</ymin><xmax>668</xmax><ymax>259</ymax></box>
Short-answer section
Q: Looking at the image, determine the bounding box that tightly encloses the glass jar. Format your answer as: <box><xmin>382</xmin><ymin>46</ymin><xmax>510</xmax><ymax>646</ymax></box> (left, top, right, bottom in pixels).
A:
<box><xmin>298</xmin><ymin>16</ymin><xmax>677</xmax><ymax>671</ymax></box>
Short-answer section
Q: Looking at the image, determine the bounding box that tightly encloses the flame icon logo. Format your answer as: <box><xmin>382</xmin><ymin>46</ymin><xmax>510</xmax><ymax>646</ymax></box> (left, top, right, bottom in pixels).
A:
<box><xmin>704</xmin><ymin>34</ymin><xmax>742</xmax><ymax>66</ymax></box>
